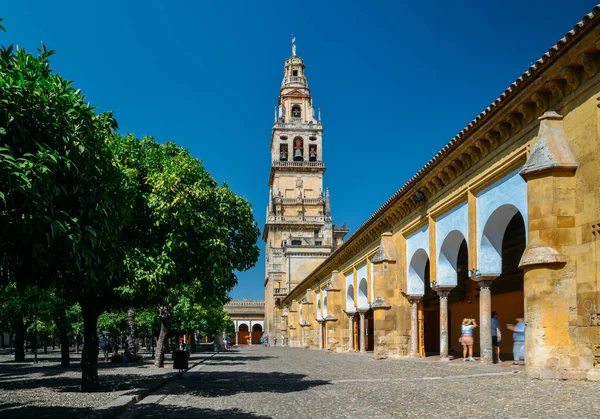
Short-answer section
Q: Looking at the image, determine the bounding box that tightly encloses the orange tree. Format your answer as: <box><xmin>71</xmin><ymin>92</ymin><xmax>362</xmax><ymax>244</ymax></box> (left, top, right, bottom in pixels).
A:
<box><xmin>111</xmin><ymin>134</ymin><xmax>260</xmax><ymax>367</ymax></box>
<box><xmin>0</xmin><ymin>26</ymin><xmax>131</xmax><ymax>390</ymax></box>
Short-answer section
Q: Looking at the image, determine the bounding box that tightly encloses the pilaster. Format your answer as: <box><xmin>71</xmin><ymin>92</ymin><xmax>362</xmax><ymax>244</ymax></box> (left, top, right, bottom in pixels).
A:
<box><xmin>519</xmin><ymin>111</ymin><xmax>585</xmax><ymax>379</ymax></box>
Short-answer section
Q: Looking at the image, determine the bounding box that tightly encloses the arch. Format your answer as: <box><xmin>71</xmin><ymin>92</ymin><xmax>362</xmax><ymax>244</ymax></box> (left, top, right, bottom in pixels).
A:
<box><xmin>293</xmin><ymin>137</ymin><xmax>304</xmax><ymax>161</ymax></box>
<box><xmin>252</xmin><ymin>323</ymin><xmax>262</xmax><ymax>332</ymax></box>
<box><xmin>437</xmin><ymin>230</ymin><xmax>468</xmax><ymax>287</ymax></box>
<box><xmin>407</xmin><ymin>248</ymin><xmax>429</xmax><ymax>295</ymax></box>
<box><xmin>291</xmin><ymin>104</ymin><xmax>302</xmax><ymax>120</ymax></box>
<box><xmin>309</xmin><ymin>144</ymin><xmax>317</xmax><ymax>161</ymax></box>
<box><xmin>358</xmin><ymin>278</ymin><xmax>368</xmax><ymax>309</ymax></box>
<box><xmin>317</xmin><ymin>295</ymin><xmax>322</xmax><ymax>318</ymax></box>
<box><xmin>346</xmin><ymin>284</ymin><xmax>355</xmax><ymax>311</ymax></box>
<box><xmin>476</xmin><ymin>169</ymin><xmax>527</xmax><ymax>274</ymax></box>
<box><xmin>238</xmin><ymin>323</ymin><xmax>249</xmax><ymax>332</ymax></box>
<box><xmin>279</xmin><ymin>143</ymin><xmax>288</xmax><ymax>161</ymax></box>
<box><xmin>480</xmin><ymin>204</ymin><xmax>522</xmax><ymax>275</ymax></box>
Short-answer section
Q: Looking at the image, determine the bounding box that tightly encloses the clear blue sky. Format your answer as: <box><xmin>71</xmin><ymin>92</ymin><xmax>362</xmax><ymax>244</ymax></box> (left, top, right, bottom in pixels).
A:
<box><xmin>3</xmin><ymin>1</ymin><xmax>597</xmax><ymax>300</ymax></box>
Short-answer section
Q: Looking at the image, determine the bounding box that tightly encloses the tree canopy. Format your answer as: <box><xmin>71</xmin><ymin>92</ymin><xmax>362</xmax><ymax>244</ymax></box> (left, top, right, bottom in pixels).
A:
<box><xmin>0</xmin><ymin>22</ymin><xmax>260</xmax><ymax>391</ymax></box>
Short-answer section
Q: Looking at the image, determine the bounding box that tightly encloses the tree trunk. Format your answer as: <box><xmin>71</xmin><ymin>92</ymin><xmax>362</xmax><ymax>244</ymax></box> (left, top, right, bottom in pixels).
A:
<box><xmin>43</xmin><ymin>335</ymin><xmax>48</xmax><ymax>354</ymax></box>
<box><xmin>75</xmin><ymin>335</ymin><xmax>80</xmax><ymax>354</ymax></box>
<box><xmin>151</xmin><ymin>333</ymin><xmax>155</xmax><ymax>358</ymax></box>
<box><xmin>127</xmin><ymin>307</ymin><xmax>136</xmax><ymax>357</ymax></box>
<box><xmin>57</xmin><ymin>322</ymin><xmax>70</xmax><ymax>368</ymax></box>
<box><xmin>154</xmin><ymin>305</ymin><xmax>171</xmax><ymax>368</ymax></box>
<box><xmin>14</xmin><ymin>318</ymin><xmax>25</xmax><ymax>362</ymax></box>
<box><xmin>81</xmin><ymin>305</ymin><xmax>99</xmax><ymax>392</ymax></box>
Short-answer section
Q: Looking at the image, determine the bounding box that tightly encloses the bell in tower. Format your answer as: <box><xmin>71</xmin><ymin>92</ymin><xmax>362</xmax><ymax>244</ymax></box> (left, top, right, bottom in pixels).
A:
<box><xmin>293</xmin><ymin>137</ymin><xmax>303</xmax><ymax>161</ymax></box>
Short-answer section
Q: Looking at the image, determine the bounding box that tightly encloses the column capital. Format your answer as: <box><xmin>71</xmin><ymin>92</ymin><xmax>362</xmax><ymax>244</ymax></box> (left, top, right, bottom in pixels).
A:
<box><xmin>434</xmin><ymin>286</ymin><xmax>454</xmax><ymax>298</ymax></box>
<box><xmin>471</xmin><ymin>274</ymin><xmax>498</xmax><ymax>289</ymax></box>
<box><xmin>343</xmin><ymin>309</ymin><xmax>356</xmax><ymax>318</ymax></box>
<box><xmin>356</xmin><ymin>307</ymin><xmax>369</xmax><ymax>314</ymax></box>
<box><xmin>406</xmin><ymin>294</ymin><xmax>423</xmax><ymax>304</ymax></box>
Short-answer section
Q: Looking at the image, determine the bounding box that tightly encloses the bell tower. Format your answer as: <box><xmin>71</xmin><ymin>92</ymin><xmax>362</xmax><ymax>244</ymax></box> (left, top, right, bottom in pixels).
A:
<box><xmin>263</xmin><ymin>39</ymin><xmax>348</xmax><ymax>341</ymax></box>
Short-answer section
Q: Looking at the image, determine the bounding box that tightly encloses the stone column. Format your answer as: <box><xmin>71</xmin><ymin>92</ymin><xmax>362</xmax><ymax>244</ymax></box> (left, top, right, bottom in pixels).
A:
<box><xmin>407</xmin><ymin>295</ymin><xmax>422</xmax><ymax>357</ymax></box>
<box><xmin>317</xmin><ymin>320</ymin><xmax>324</xmax><ymax>350</ymax></box>
<box><xmin>358</xmin><ymin>309</ymin><xmax>367</xmax><ymax>353</ymax></box>
<box><xmin>435</xmin><ymin>287</ymin><xmax>454</xmax><ymax>361</ymax></box>
<box><xmin>472</xmin><ymin>275</ymin><xmax>496</xmax><ymax>364</ymax></box>
<box><xmin>345</xmin><ymin>311</ymin><xmax>355</xmax><ymax>352</ymax></box>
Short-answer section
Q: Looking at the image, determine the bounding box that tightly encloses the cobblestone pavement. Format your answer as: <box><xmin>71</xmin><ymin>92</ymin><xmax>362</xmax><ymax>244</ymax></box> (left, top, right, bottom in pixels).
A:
<box><xmin>0</xmin><ymin>350</ymin><xmax>213</xmax><ymax>418</ymax></box>
<box><xmin>120</xmin><ymin>346</ymin><xmax>600</xmax><ymax>419</ymax></box>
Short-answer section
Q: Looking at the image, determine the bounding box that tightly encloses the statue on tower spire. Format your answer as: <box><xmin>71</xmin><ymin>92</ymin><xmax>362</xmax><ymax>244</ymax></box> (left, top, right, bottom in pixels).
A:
<box><xmin>292</xmin><ymin>36</ymin><xmax>296</xmax><ymax>56</ymax></box>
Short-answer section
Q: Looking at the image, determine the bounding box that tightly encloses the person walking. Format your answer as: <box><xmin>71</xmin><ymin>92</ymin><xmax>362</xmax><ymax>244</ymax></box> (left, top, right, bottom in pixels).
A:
<box><xmin>260</xmin><ymin>336</ymin><xmax>265</xmax><ymax>346</ymax></box>
<box><xmin>460</xmin><ymin>317</ymin><xmax>477</xmax><ymax>362</ymax></box>
<box><xmin>274</xmin><ymin>337</ymin><xmax>277</xmax><ymax>346</ymax></box>
<box><xmin>491</xmin><ymin>311</ymin><xmax>502</xmax><ymax>363</ymax></box>
<box><xmin>507</xmin><ymin>316</ymin><xmax>525</xmax><ymax>366</ymax></box>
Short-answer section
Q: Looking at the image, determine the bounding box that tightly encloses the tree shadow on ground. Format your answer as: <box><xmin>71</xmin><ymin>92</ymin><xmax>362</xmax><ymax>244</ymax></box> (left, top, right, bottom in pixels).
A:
<box><xmin>0</xmin><ymin>371</ymin><xmax>174</xmax><ymax>392</ymax></box>
<box><xmin>2</xmin><ymin>404</ymin><xmax>271</xmax><ymax>419</ymax></box>
<box><xmin>159</xmin><ymin>370</ymin><xmax>330</xmax><ymax>397</ymax></box>
<box><xmin>0</xmin><ymin>405</ymin><xmax>95</xmax><ymax>419</ymax></box>
<box><xmin>126</xmin><ymin>405</ymin><xmax>272</xmax><ymax>418</ymax></box>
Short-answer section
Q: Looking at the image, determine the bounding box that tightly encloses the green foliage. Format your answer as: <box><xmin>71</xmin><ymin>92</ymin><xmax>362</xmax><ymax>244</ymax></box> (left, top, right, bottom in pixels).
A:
<box><xmin>135</xmin><ymin>308</ymin><xmax>159</xmax><ymax>337</ymax></box>
<box><xmin>0</xmin><ymin>22</ymin><xmax>260</xmax><ymax>383</ymax></box>
<box><xmin>111</xmin><ymin>134</ymin><xmax>260</xmax><ymax>310</ymax></box>
<box><xmin>224</xmin><ymin>317</ymin><xmax>235</xmax><ymax>338</ymax></box>
<box><xmin>97</xmin><ymin>310</ymin><xmax>127</xmax><ymax>336</ymax></box>
<box><xmin>0</xmin><ymin>39</ymin><xmax>130</xmax><ymax>306</ymax></box>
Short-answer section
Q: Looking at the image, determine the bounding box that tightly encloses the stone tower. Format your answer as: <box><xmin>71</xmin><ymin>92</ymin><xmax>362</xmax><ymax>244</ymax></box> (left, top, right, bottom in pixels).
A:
<box><xmin>263</xmin><ymin>40</ymin><xmax>348</xmax><ymax>340</ymax></box>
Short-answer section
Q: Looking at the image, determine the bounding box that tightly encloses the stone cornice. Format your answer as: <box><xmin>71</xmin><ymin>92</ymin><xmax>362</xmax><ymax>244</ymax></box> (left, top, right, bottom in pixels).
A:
<box><xmin>282</xmin><ymin>5</ymin><xmax>600</xmax><ymax>306</ymax></box>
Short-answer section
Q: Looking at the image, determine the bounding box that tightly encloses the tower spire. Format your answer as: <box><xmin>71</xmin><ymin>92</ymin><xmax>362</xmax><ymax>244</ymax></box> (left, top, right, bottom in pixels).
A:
<box><xmin>292</xmin><ymin>35</ymin><xmax>296</xmax><ymax>57</ymax></box>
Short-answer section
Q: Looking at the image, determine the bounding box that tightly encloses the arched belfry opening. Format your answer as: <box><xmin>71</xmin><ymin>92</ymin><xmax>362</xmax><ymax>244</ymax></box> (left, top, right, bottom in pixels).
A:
<box><xmin>293</xmin><ymin>137</ymin><xmax>304</xmax><ymax>161</ymax></box>
<box><xmin>291</xmin><ymin>105</ymin><xmax>301</xmax><ymax>121</ymax></box>
<box><xmin>279</xmin><ymin>143</ymin><xmax>288</xmax><ymax>161</ymax></box>
<box><xmin>309</xmin><ymin>144</ymin><xmax>317</xmax><ymax>162</ymax></box>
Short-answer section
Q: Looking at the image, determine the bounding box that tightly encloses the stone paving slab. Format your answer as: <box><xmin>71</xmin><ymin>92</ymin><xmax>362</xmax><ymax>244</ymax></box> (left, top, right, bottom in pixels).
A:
<box><xmin>118</xmin><ymin>346</ymin><xmax>600</xmax><ymax>419</ymax></box>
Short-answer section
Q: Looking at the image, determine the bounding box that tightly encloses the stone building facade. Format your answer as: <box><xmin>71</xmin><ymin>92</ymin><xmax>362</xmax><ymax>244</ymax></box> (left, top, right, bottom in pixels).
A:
<box><xmin>263</xmin><ymin>42</ymin><xmax>348</xmax><ymax>341</ymax></box>
<box><xmin>224</xmin><ymin>299</ymin><xmax>265</xmax><ymax>345</ymax></box>
<box><xmin>276</xmin><ymin>6</ymin><xmax>600</xmax><ymax>381</ymax></box>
